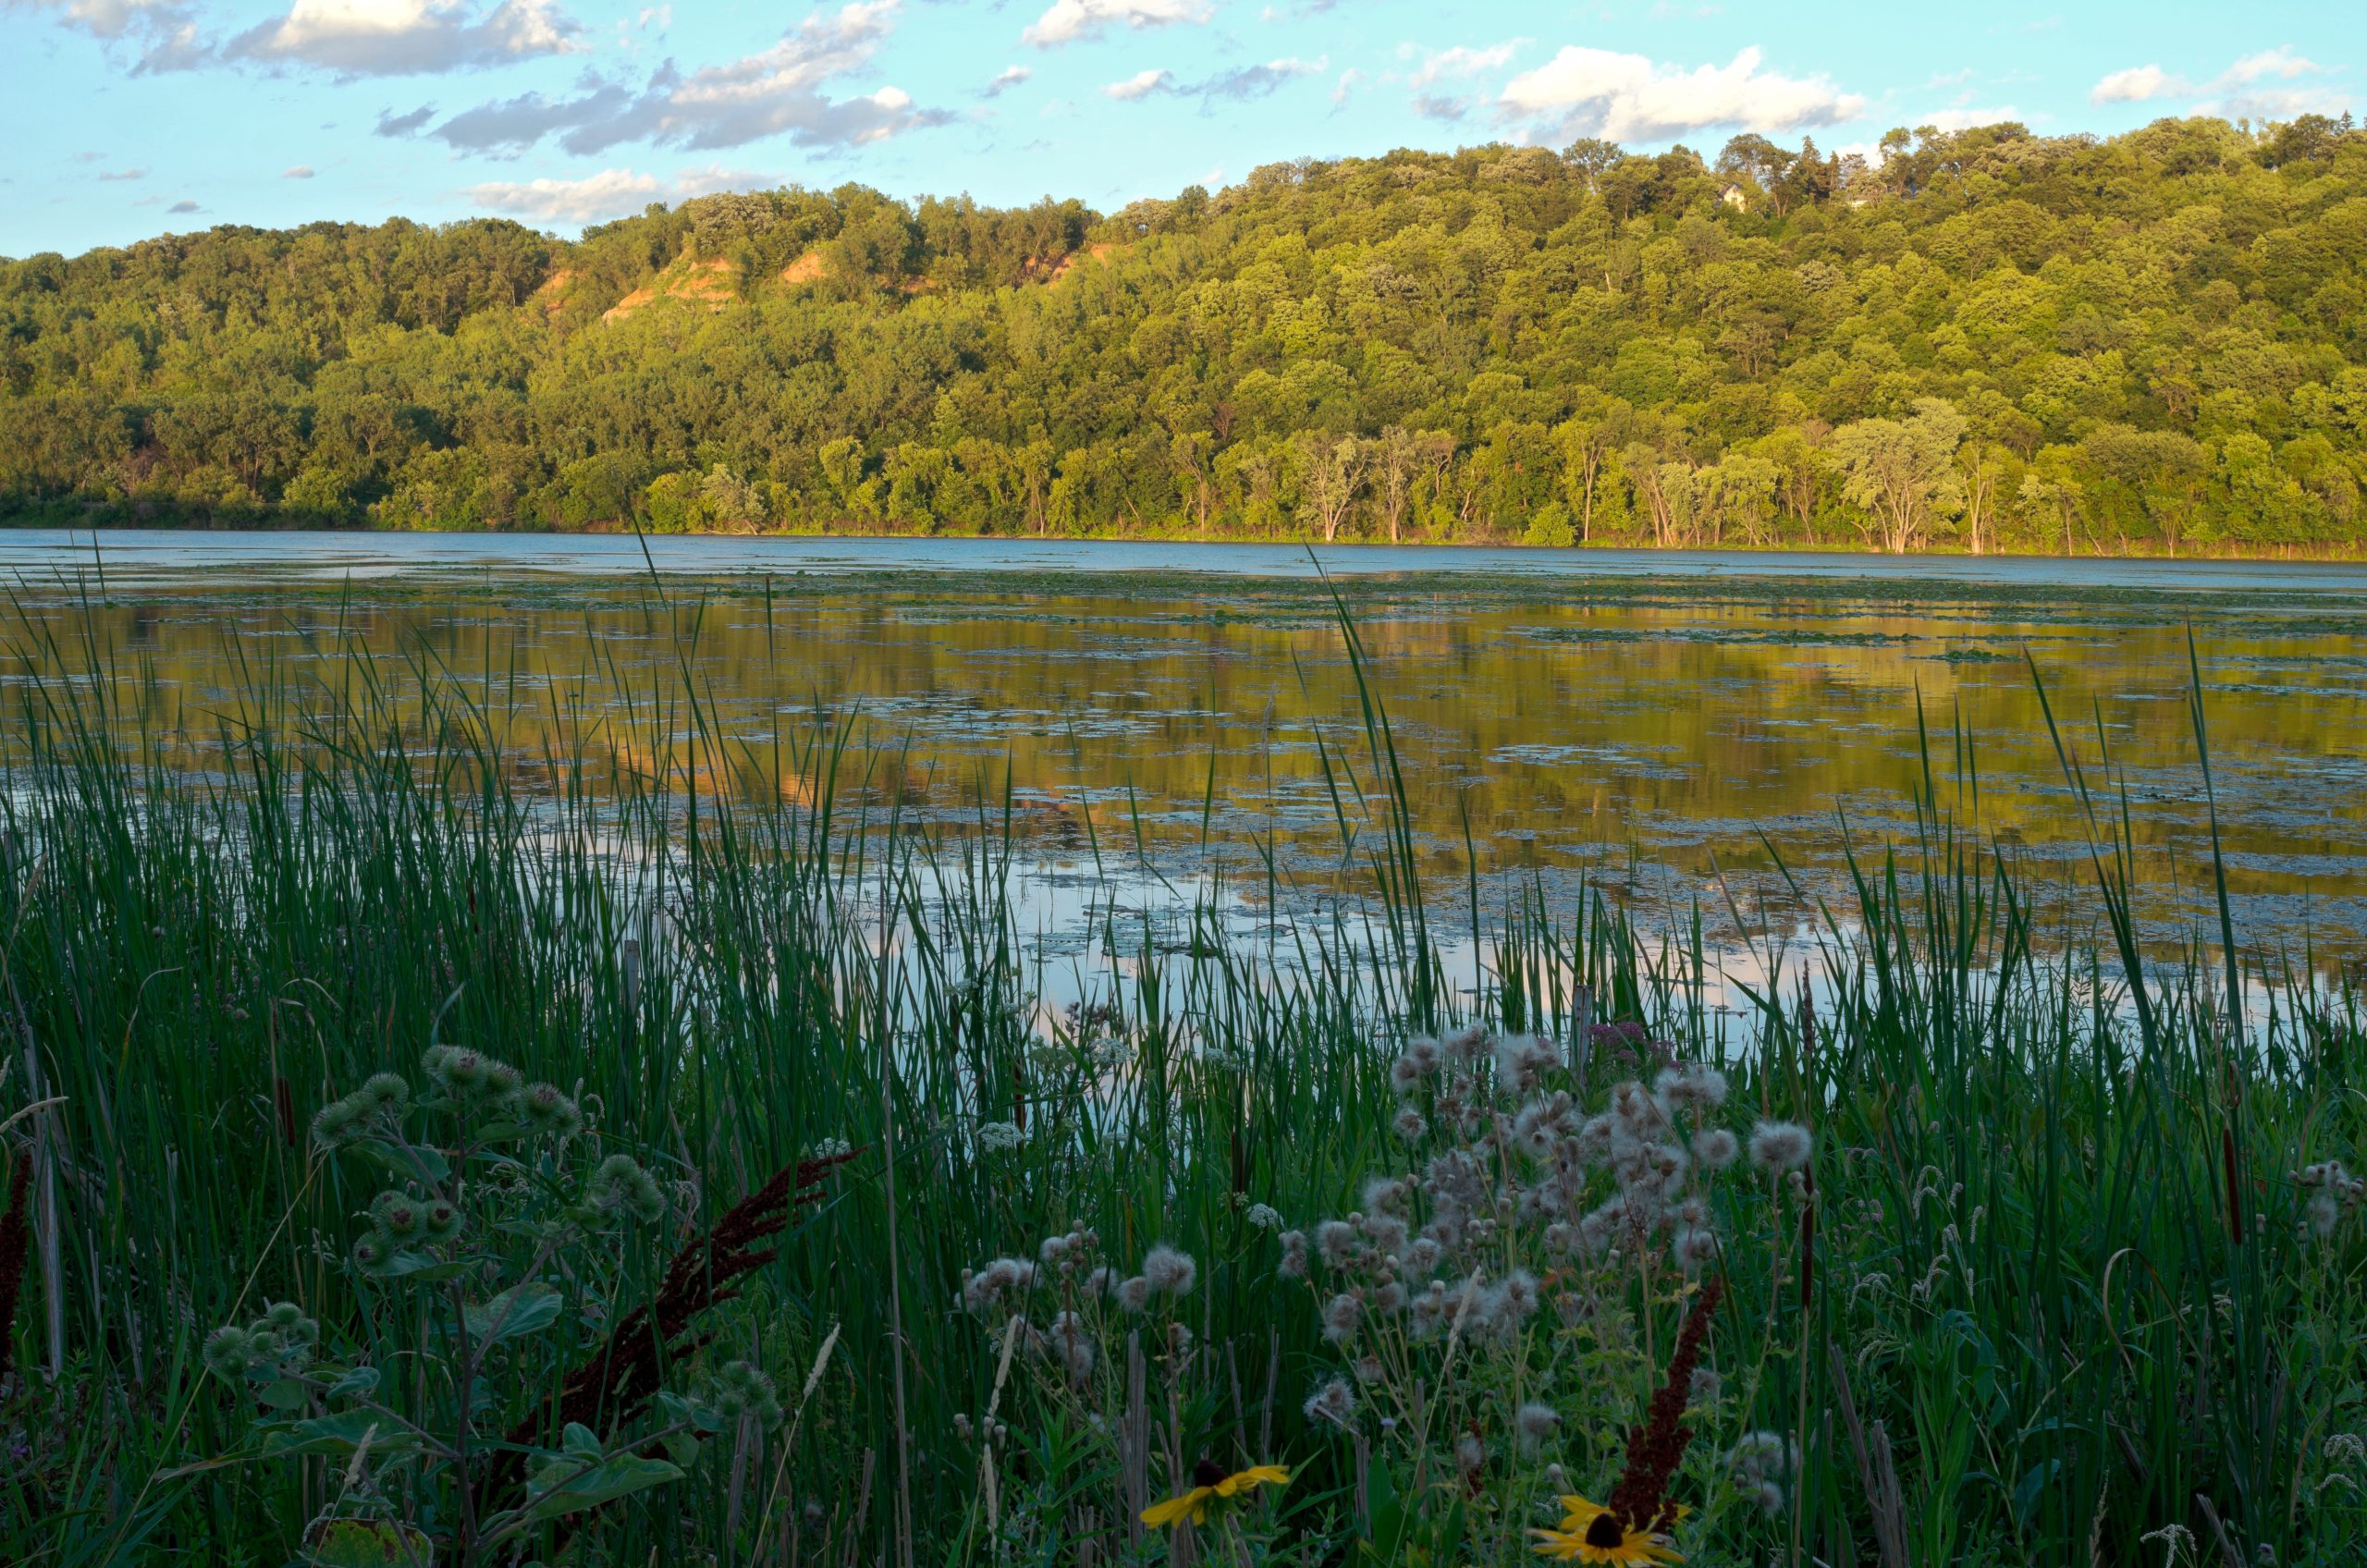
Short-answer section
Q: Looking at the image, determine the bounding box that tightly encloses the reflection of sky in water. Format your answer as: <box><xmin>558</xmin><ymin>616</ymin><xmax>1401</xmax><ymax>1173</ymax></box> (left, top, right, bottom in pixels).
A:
<box><xmin>2</xmin><ymin>536</ymin><xmax>2362</xmax><ymax>974</ymax></box>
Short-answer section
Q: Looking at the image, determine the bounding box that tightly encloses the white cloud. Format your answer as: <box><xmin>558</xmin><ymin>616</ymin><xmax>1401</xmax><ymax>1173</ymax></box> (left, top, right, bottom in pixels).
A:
<box><xmin>1331</xmin><ymin>66</ymin><xmax>1360</xmax><ymax>106</ymax></box>
<box><xmin>1500</xmin><ymin>45</ymin><xmax>1866</xmax><ymax>143</ymax></box>
<box><xmin>2091</xmin><ymin>64</ymin><xmax>2183</xmax><ymax>105</ymax></box>
<box><xmin>464</xmin><ymin>161</ymin><xmax>760</xmax><ymax>224</ymax></box>
<box><xmin>983</xmin><ymin>64</ymin><xmax>1031</xmax><ymax>96</ymax></box>
<box><xmin>428</xmin><ymin>1</ymin><xmax>942</xmax><ymax>154</ymax></box>
<box><xmin>1412</xmin><ymin>42</ymin><xmax>1520</xmax><ymax>89</ymax></box>
<box><xmin>1023</xmin><ymin>0</ymin><xmax>1208</xmax><ymax>50</ymax></box>
<box><xmin>2089</xmin><ymin>46</ymin><xmax>2347</xmax><ymax>118</ymax></box>
<box><xmin>229</xmin><ymin>0</ymin><xmax>579</xmax><ymax>77</ymax></box>
<box><xmin>1194</xmin><ymin>55</ymin><xmax>1319</xmax><ymax>101</ymax></box>
<box><xmin>1919</xmin><ymin>106</ymin><xmax>2018</xmax><ymax>132</ymax></box>
<box><xmin>1103</xmin><ymin>67</ymin><xmax>1170</xmax><ymax>100</ymax></box>
<box><xmin>2224</xmin><ymin>45</ymin><xmax>2321</xmax><ymax>87</ymax></box>
<box><xmin>1102</xmin><ymin>57</ymin><xmax>1319</xmax><ymax>106</ymax></box>
<box><xmin>9</xmin><ymin>0</ymin><xmax>206</xmax><ymax>70</ymax></box>
<box><xmin>282</xmin><ymin>164</ymin><xmax>316</xmax><ymax>177</ymax></box>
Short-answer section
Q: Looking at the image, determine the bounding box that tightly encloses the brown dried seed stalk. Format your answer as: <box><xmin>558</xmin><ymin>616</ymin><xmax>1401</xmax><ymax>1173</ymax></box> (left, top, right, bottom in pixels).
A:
<box><xmin>0</xmin><ymin>1158</ymin><xmax>30</xmax><ymax>1385</ymax></box>
<box><xmin>1606</xmin><ymin>1272</ymin><xmax>1724</xmax><ymax>1533</ymax></box>
<box><xmin>482</xmin><ymin>1149</ymin><xmax>855</xmax><ymax>1517</ymax></box>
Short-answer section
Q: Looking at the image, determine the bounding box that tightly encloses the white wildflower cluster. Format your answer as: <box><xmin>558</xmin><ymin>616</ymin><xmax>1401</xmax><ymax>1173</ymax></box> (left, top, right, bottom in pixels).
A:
<box><xmin>1277</xmin><ymin>1024</ymin><xmax>1810</xmax><ymax>1438</ymax></box>
<box><xmin>1726</xmin><ymin>1430</ymin><xmax>1800</xmax><ymax>1514</ymax></box>
<box><xmin>976</xmin><ymin>1120</ymin><xmax>1027</xmax><ymax>1154</ymax></box>
<box><xmin>2298</xmin><ymin>1160</ymin><xmax>2367</xmax><ymax>1239</ymax></box>
<box><xmin>955</xmin><ymin>1232</ymin><xmax>1201</xmax><ymax>1388</ymax></box>
<box><xmin>806</xmin><ymin>1136</ymin><xmax>852</xmax><ymax>1160</ymax></box>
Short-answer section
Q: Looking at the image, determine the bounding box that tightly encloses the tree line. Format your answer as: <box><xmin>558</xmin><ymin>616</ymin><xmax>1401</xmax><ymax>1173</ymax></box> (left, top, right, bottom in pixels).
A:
<box><xmin>4</xmin><ymin>112</ymin><xmax>2364</xmax><ymax>554</ymax></box>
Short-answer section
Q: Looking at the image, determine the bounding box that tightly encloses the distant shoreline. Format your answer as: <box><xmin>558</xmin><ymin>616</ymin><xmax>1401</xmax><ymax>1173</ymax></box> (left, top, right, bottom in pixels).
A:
<box><xmin>6</xmin><ymin>518</ymin><xmax>2365</xmax><ymax>568</ymax></box>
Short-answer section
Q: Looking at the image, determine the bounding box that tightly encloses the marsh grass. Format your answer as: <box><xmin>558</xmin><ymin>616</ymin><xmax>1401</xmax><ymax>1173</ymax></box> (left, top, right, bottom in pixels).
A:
<box><xmin>0</xmin><ymin>583</ymin><xmax>2360</xmax><ymax>1566</ymax></box>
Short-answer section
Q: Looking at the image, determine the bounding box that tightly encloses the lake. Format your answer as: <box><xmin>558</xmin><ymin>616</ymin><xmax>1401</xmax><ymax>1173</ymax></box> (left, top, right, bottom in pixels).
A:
<box><xmin>4</xmin><ymin>529</ymin><xmax>2363</xmax><ymax>985</ymax></box>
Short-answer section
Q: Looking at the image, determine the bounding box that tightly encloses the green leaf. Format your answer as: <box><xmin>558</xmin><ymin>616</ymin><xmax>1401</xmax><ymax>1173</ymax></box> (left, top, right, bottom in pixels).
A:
<box><xmin>357</xmin><ymin>1141</ymin><xmax>448</xmax><ymax>1185</ymax></box>
<box><xmin>372</xmin><ymin>1253</ymin><xmax>468</xmax><ymax>1282</ymax></box>
<box><xmin>257</xmin><ymin>1378</ymin><xmax>311</xmax><ymax>1412</ymax></box>
<box><xmin>304</xmin><ymin>1519</ymin><xmax>435</xmax><ymax>1567</ymax></box>
<box><xmin>327</xmin><ymin>1366</ymin><xmax>382</xmax><ymax>1401</ymax></box>
<box><xmin>262</xmin><ymin>1410</ymin><xmax>422</xmax><ymax>1460</ymax></box>
<box><xmin>464</xmin><ymin>1281</ymin><xmax>562</xmax><ymax>1345</ymax></box>
<box><xmin>521</xmin><ymin>1447</ymin><xmax>683</xmax><ymax>1523</ymax></box>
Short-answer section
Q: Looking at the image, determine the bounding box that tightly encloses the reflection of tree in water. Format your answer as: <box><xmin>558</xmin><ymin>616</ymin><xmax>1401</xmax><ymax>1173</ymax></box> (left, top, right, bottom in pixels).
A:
<box><xmin>8</xmin><ymin>575</ymin><xmax>2362</xmax><ymax>962</ymax></box>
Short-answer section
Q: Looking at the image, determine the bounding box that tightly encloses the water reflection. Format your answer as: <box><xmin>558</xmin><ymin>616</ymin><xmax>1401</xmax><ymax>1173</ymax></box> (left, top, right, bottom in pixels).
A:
<box><xmin>2</xmin><ymin>545</ymin><xmax>2361</xmax><ymax>974</ymax></box>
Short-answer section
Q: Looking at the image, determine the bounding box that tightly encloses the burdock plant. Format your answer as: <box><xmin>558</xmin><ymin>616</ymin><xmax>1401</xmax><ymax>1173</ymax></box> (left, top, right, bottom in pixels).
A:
<box><xmin>201</xmin><ymin>1036</ymin><xmax>826</xmax><ymax>1568</ymax></box>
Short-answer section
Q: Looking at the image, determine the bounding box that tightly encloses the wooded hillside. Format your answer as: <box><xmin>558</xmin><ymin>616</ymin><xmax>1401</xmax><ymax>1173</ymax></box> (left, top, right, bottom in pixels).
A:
<box><xmin>6</xmin><ymin>114</ymin><xmax>2365</xmax><ymax>552</ymax></box>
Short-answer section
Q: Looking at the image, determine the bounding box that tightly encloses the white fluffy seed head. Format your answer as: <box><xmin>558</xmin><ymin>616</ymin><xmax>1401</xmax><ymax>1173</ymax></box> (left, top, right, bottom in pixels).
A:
<box><xmin>1141</xmin><ymin>1243</ymin><xmax>1197</xmax><ymax>1296</ymax></box>
<box><xmin>1749</xmin><ymin>1120</ymin><xmax>1813</xmax><ymax>1173</ymax></box>
<box><xmin>1303</xmin><ymin>1377</ymin><xmax>1357</xmax><ymax>1427</ymax></box>
<box><xmin>1276</xmin><ymin>1230</ymin><xmax>1309</xmax><ymax>1280</ymax></box>
<box><xmin>1696</xmin><ymin>1128</ymin><xmax>1740</xmax><ymax>1172</ymax></box>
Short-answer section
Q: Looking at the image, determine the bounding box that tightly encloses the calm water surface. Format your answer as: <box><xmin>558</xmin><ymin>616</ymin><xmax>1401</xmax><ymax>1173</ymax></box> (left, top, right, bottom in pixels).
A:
<box><xmin>5</xmin><ymin>531</ymin><xmax>2363</xmax><ymax>982</ymax></box>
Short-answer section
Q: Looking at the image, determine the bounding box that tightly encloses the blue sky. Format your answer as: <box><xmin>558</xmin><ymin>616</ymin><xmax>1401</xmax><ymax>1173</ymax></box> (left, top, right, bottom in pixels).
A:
<box><xmin>5</xmin><ymin>0</ymin><xmax>2361</xmax><ymax>258</ymax></box>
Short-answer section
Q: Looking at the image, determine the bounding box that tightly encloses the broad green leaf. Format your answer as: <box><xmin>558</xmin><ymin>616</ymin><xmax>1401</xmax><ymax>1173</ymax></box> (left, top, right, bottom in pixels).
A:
<box><xmin>463</xmin><ymin>1281</ymin><xmax>562</xmax><ymax>1344</ymax></box>
<box><xmin>522</xmin><ymin>1450</ymin><xmax>682</xmax><ymax>1523</ymax></box>
<box><xmin>357</xmin><ymin>1142</ymin><xmax>448</xmax><ymax>1185</ymax></box>
<box><xmin>262</xmin><ymin>1409</ymin><xmax>421</xmax><ymax>1459</ymax></box>
<box><xmin>257</xmin><ymin>1378</ymin><xmax>310</xmax><ymax>1412</ymax></box>
<box><xmin>328</xmin><ymin>1366</ymin><xmax>382</xmax><ymax>1401</ymax></box>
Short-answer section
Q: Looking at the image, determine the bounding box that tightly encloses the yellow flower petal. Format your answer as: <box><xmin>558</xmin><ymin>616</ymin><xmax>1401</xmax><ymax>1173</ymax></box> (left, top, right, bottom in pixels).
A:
<box><xmin>1140</xmin><ymin>1487</ymin><xmax>1214</xmax><ymax>1528</ymax></box>
<box><xmin>1214</xmin><ymin>1464</ymin><xmax>1291</xmax><ymax>1496</ymax></box>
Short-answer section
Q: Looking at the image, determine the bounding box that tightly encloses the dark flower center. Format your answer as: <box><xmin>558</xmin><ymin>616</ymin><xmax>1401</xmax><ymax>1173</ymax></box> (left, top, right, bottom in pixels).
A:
<box><xmin>1193</xmin><ymin>1458</ymin><xmax>1229</xmax><ymax>1488</ymax></box>
<box><xmin>1585</xmin><ymin>1513</ymin><xmax>1626</xmax><ymax>1548</ymax></box>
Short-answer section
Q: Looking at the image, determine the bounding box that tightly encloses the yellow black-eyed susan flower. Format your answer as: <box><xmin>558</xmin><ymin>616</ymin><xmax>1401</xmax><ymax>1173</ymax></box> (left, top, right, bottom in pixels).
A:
<box><xmin>1140</xmin><ymin>1460</ymin><xmax>1290</xmax><ymax>1528</ymax></box>
<box><xmin>1528</xmin><ymin>1496</ymin><xmax>1685</xmax><ymax>1564</ymax></box>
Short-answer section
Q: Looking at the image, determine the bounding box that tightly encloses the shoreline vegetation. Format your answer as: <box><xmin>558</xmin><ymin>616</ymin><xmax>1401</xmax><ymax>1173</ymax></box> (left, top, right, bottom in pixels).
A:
<box><xmin>6</xmin><ymin>114</ymin><xmax>2367</xmax><ymax>556</ymax></box>
<box><xmin>0</xmin><ymin>594</ymin><xmax>2363</xmax><ymax>1563</ymax></box>
<box><xmin>18</xmin><ymin>516</ymin><xmax>2367</xmax><ymax>566</ymax></box>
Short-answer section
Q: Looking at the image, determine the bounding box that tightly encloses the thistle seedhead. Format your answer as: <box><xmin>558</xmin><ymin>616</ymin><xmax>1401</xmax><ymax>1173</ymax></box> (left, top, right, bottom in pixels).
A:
<box><xmin>361</xmin><ymin>1072</ymin><xmax>410</xmax><ymax>1112</ymax></box>
<box><xmin>202</xmin><ymin>1325</ymin><xmax>258</xmax><ymax>1381</ymax></box>
<box><xmin>311</xmin><ymin>1097</ymin><xmax>363</xmax><ymax>1149</ymax></box>
<box><xmin>514</xmin><ymin>1081</ymin><xmax>583</xmax><ymax>1140</ymax></box>
<box><xmin>371</xmin><ymin>1190</ymin><xmax>425</xmax><ymax>1241</ymax></box>
<box><xmin>709</xmin><ymin>1359</ymin><xmax>785</xmax><ymax>1431</ymax></box>
<box><xmin>587</xmin><ymin>1154</ymin><xmax>667</xmax><ymax>1223</ymax></box>
<box><xmin>258</xmin><ymin>1300</ymin><xmax>320</xmax><ymax>1349</ymax></box>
